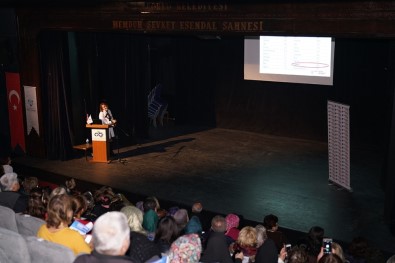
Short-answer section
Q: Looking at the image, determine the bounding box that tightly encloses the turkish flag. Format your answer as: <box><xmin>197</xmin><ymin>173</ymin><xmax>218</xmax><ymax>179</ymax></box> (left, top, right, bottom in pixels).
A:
<box><xmin>5</xmin><ymin>72</ymin><xmax>26</xmax><ymax>152</ymax></box>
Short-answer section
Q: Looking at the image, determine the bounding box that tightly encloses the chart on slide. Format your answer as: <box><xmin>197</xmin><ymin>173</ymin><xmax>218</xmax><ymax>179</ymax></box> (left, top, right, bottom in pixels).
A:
<box><xmin>259</xmin><ymin>36</ymin><xmax>332</xmax><ymax>77</ymax></box>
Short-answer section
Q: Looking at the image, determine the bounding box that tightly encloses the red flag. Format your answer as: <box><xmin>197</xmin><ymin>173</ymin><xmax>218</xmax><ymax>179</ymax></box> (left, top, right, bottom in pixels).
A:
<box><xmin>5</xmin><ymin>72</ymin><xmax>26</xmax><ymax>152</ymax></box>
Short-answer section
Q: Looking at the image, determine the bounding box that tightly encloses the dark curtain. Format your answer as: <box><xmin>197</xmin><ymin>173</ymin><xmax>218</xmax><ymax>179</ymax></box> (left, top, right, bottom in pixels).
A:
<box><xmin>39</xmin><ymin>31</ymin><xmax>74</xmax><ymax>160</ymax></box>
<box><xmin>74</xmin><ymin>33</ymin><xmax>150</xmax><ymax>145</ymax></box>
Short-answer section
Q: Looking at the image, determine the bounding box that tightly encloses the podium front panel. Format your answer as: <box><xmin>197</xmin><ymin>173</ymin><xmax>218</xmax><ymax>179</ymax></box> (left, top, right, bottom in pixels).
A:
<box><xmin>91</xmin><ymin>128</ymin><xmax>109</xmax><ymax>162</ymax></box>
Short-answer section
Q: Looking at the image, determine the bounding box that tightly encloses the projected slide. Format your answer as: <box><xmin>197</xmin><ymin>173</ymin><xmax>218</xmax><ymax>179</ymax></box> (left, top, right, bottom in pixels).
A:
<box><xmin>259</xmin><ymin>36</ymin><xmax>332</xmax><ymax>77</ymax></box>
<box><xmin>244</xmin><ymin>36</ymin><xmax>335</xmax><ymax>85</ymax></box>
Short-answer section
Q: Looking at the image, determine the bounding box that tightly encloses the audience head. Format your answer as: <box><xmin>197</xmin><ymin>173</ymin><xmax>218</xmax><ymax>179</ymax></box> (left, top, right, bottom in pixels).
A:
<box><xmin>347</xmin><ymin>236</ymin><xmax>368</xmax><ymax>261</ymax></box>
<box><xmin>120</xmin><ymin>205</ymin><xmax>146</xmax><ymax>233</ymax></box>
<box><xmin>168</xmin><ymin>233</ymin><xmax>202</xmax><ymax>263</ymax></box>
<box><xmin>211</xmin><ymin>215</ymin><xmax>227</xmax><ymax>232</ymax></box>
<box><xmin>168</xmin><ymin>206</ymin><xmax>180</xmax><ymax>216</ymax></box>
<box><xmin>93</xmin><ymin>211</ymin><xmax>130</xmax><ymax>256</ymax></box>
<box><xmin>22</xmin><ymin>176</ymin><xmax>38</xmax><ymax>194</ymax></box>
<box><xmin>71</xmin><ymin>194</ymin><xmax>88</xmax><ymax>219</ymax></box>
<box><xmin>288</xmin><ymin>246</ymin><xmax>309</xmax><ymax>263</ymax></box>
<box><xmin>173</xmin><ymin>209</ymin><xmax>189</xmax><ymax>227</ymax></box>
<box><xmin>225</xmin><ymin>213</ymin><xmax>240</xmax><ymax>232</ymax></box>
<box><xmin>318</xmin><ymin>253</ymin><xmax>343</xmax><ymax>263</ymax></box>
<box><xmin>387</xmin><ymin>255</ymin><xmax>395</xmax><ymax>263</ymax></box>
<box><xmin>46</xmin><ymin>194</ymin><xmax>74</xmax><ymax>228</ymax></box>
<box><xmin>0</xmin><ymin>172</ymin><xmax>20</xmax><ymax>191</ymax></box>
<box><xmin>255</xmin><ymin>224</ymin><xmax>268</xmax><ymax>247</ymax></box>
<box><xmin>143</xmin><ymin>197</ymin><xmax>158</xmax><ymax>212</ymax></box>
<box><xmin>191</xmin><ymin>202</ymin><xmax>203</xmax><ymax>213</ymax></box>
<box><xmin>331</xmin><ymin>242</ymin><xmax>346</xmax><ymax>262</ymax></box>
<box><xmin>94</xmin><ymin>186</ymin><xmax>115</xmax><ymax>207</ymax></box>
<box><xmin>27</xmin><ymin>187</ymin><xmax>47</xmax><ymax>219</ymax></box>
<box><xmin>237</xmin><ymin>226</ymin><xmax>257</xmax><ymax>248</ymax></box>
<box><xmin>49</xmin><ymin>186</ymin><xmax>67</xmax><ymax>199</ymax></box>
<box><xmin>155</xmin><ymin>216</ymin><xmax>179</xmax><ymax>244</ymax></box>
<box><xmin>308</xmin><ymin>226</ymin><xmax>325</xmax><ymax>241</ymax></box>
<box><xmin>263</xmin><ymin>214</ymin><xmax>279</xmax><ymax>231</ymax></box>
<box><xmin>83</xmin><ymin>191</ymin><xmax>95</xmax><ymax>211</ymax></box>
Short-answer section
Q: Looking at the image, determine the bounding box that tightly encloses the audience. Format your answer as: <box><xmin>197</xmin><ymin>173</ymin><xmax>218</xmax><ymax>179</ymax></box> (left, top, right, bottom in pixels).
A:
<box><xmin>74</xmin><ymin>211</ymin><xmax>132</xmax><ymax>263</ymax></box>
<box><xmin>21</xmin><ymin>176</ymin><xmax>39</xmax><ymax>195</ymax></box>
<box><xmin>0</xmin><ymin>172</ymin><xmax>28</xmax><ymax>213</ymax></box>
<box><xmin>254</xmin><ymin>224</ymin><xmax>281</xmax><ymax>263</ymax></box>
<box><xmin>154</xmin><ymin>216</ymin><xmax>180</xmax><ymax>254</ymax></box>
<box><xmin>167</xmin><ymin>233</ymin><xmax>202</xmax><ymax>263</ymax></box>
<box><xmin>225</xmin><ymin>213</ymin><xmax>240</xmax><ymax>245</ymax></box>
<box><xmin>331</xmin><ymin>242</ymin><xmax>348</xmax><ymax>263</ymax></box>
<box><xmin>0</xmin><ymin>155</ymin><xmax>13</xmax><ymax>174</ymax></box>
<box><xmin>263</xmin><ymin>213</ymin><xmax>288</xmax><ymax>252</ymax></box>
<box><xmin>287</xmin><ymin>246</ymin><xmax>310</xmax><ymax>263</ymax></box>
<box><xmin>143</xmin><ymin>197</ymin><xmax>159</xmax><ymax>238</ymax></box>
<box><xmin>200</xmin><ymin>215</ymin><xmax>243</xmax><ymax>263</ymax></box>
<box><xmin>0</xmin><ymin>171</ymin><xmax>389</xmax><ymax>263</ymax></box>
<box><xmin>297</xmin><ymin>226</ymin><xmax>325</xmax><ymax>261</ymax></box>
<box><xmin>231</xmin><ymin>226</ymin><xmax>258</xmax><ymax>261</ymax></box>
<box><xmin>173</xmin><ymin>208</ymin><xmax>189</xmax><ymax>235</ymax></box>
<box><xmin>26</xmin><ymin>187</ymin><xmax>48</xmax><ymax>219</ymax></box>
<box><xmin>387</xmin><ymin>255</ymin><xmax>395</xmax><ymax>263</ymax></box>
<box><xmin>121</xmin><ymin>205</ymin><xmax>161</xmax><ymax>263</ymax></box>
<box><xmin>318</xmin><ymin>254</ymin><xmax>344</xmax><ymax>263</ymax></box>
<box><xmin>37</xmin><ymin>194</ymin><xmax>92</xmax><ymax>255</ymax></box>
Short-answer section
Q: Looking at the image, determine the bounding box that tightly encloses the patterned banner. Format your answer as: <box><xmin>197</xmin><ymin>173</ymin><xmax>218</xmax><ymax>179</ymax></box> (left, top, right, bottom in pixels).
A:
<box><xmin>24</xmin><ymin>86</ymin><xmax>40</xmax><ymax>136</ymax></box>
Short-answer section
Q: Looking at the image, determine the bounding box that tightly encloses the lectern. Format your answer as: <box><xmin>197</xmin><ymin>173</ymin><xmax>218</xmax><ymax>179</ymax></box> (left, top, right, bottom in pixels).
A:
<box><xmin>86</xmin><ymin>124</ymin><xmax>110</xmax><ymax>162</ymax></box>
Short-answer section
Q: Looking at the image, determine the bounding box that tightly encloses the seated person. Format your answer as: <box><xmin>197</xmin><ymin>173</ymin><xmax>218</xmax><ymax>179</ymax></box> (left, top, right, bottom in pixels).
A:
<box><xmin>263</xmin><ymin>214</ymin><xmax>287</xmax><ymax>252</ymax></box>
<box><xmin>231</xmin><ymin>226</ymin><xmax>258</xmax><ymax>261</ymax></box>
<box><xmin>154</xmin><ymin>216</ymin><xmax>180</xmax><ymax>254</ymax></box>
<box><xmin>167</xmin><ymin>233</ymin><xmax>202</xmax><ymax>263</ymax></box>
<box><xmin>74</xmin><ymin>211</ymin><xmax>133</xmax><ymax>263</ymax></box>
<box><xmin>225</xmin><ymin>213</ymin><xmax>241</xmax><ymax>245</ymax></box>
<box><xmin>200</xmin><ymin>215</ymin><xmax>243</xmax><ymax>263</ymax></box>
<box><xmin>121</xmin><ymin>206</ymin><xmax>161</xmax><ymax>263</ymax></box>
<box><xmin>37</xmin><ymin>194</ymin><xmax>91</xmax><ymax>255</ymax></box>
<box><xmin>0</xmin><ymin>172</ymin><xmax>28</xmax><ymax>213</ymax></box>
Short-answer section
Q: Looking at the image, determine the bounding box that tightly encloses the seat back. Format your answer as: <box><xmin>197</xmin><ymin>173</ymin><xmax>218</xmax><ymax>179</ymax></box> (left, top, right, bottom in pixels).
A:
<box><xmin>0</xmin><ymin>226</ymin><xmax>31</xmax><ymax>263</ymax></box>
<box><xmin>16</xmin><ymin>214</ymin><xmax>45</xmax><ymax>236</ymax></box>
<box><xmin>24</xmin><ymin>236</ymin><xmax>75</xmax><ymax>263</ymax></box>
<box><xmin>0</xmin><ymin>205</ymin><xmax>18</xmax><ymax>232</ymax></box>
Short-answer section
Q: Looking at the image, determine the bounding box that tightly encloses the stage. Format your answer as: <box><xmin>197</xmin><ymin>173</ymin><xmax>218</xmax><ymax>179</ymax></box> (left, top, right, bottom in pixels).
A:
<box><xmin>12</xmin><ymin>125</ymin><xmax>395</xmax><ymax>257</ymax></box>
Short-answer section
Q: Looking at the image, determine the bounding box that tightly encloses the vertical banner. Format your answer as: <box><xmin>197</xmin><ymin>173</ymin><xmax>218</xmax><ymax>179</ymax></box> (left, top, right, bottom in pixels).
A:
<box><xmin>23</xmin><ymin>86</ymin><xmax>40</xmax><ymax>136</ymax></box>
<box><xmin>5</xmin><ymin>72</ymin><xmax>26</xmax><ymax>152</ymax></box>
<box><xmin>327</xmin><ymin>100</ymin><xmax>351</xmax><ymax>191</ymax></box>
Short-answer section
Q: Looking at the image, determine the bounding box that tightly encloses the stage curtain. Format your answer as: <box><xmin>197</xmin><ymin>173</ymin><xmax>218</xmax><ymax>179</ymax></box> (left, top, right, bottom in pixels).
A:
<box><xmin>39</xmin><ymin>31</ymin><xmax>74</xmax><ymax>160</ymax></box>
<box><xmin>74</xmin><ymin>33</ymin><xmax>150</xmax><ymax>144</ymax></box>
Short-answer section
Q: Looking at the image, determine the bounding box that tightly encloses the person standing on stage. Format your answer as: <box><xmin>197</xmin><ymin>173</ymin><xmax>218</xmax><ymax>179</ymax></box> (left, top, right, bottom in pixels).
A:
<box><xmin>99</xmin><ymin>102</ymin><xmax>117</xmax><ymax>139</ymax></box>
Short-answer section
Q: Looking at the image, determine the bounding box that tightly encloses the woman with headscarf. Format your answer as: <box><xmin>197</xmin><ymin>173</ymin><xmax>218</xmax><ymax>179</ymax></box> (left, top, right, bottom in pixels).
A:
<box><xmin>225</xmin><ymin>213</ymin><xmax>240</xmax><ymax>245</ymax></box>
<box><xmin>167</xmin><ymin>233</ymin><xmax>202</xmax><ymax>263</ymax></box>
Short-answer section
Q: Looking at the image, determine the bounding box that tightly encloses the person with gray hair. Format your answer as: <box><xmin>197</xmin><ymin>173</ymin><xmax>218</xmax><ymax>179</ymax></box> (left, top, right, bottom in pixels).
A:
<box><xmin>0</xmin><ymin>172</ymin><xmax>28</xmax><ymax>213</ymax></box>
<box><xmin>255</xmin><ymin>224</ymin><xmax>286</xmax><ymax>263</ymax></box>
<box><xmin>74</xmin><ymin>211</ymin><xmax>133</xmax><ymax>263</ymax></box>
<box><xmin>200</xmin><ymin>215</ymin><xmax>243</xmax><ymax>263</ymax></box>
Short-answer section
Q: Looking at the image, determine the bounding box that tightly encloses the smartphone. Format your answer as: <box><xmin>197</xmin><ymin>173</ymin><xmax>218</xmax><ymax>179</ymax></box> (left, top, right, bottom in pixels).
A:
<box><xmin>323</xmin><ymin>238</ymin><xmax>333</xmax><ymax>254</ymax></box>
<box><xmin>285</xmin><ymin>244</ymin><xmax>292</xmax><ymax>253</ymax></box>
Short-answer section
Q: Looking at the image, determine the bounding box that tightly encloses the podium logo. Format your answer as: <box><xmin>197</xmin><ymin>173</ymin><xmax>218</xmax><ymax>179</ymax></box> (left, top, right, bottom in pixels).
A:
<box><xmin>94</xmin><ymin>131</ymin><xmax>104</xmax><ymax>137</ymax></box>
<box><xmin>91</xmin><ymin>129</ymin><xmax>107</xmax><ymax>142</ymax></box>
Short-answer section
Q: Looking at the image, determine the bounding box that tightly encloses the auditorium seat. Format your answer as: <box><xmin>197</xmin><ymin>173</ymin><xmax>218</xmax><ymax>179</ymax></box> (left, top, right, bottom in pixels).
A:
<box><xmin>25</xmin><ymin>236</ymin><xmax>75</xmax><ymax>263</ymax></box>
<box><xmin>16</xmin><ymin>214</ymin><xmax>45</xmax><ymax>236</ymax></box>
<box><xmin>0</xmin><ymin>226</ymin><xmax>31</xmax><ymax>263</ymax></box>
<box><xmin>0</xmin><ymin>205</ymin><xmax>18</xmax><ymax>232</ymax></box>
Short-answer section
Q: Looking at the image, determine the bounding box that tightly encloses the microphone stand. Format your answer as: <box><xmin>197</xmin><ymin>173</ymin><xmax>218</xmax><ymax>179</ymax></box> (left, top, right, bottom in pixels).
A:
<box><xmin>107</xmin><ymin>124</ymin><xmax>128</xmax><ymax>165</ymax></box>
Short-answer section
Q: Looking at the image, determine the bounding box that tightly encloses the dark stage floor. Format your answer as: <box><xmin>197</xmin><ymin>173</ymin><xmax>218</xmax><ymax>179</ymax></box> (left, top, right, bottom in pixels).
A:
<box><xmin>12</xmin><ymin>125</ymin><xmax>395</xmax><ymax>257</ymax></box>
